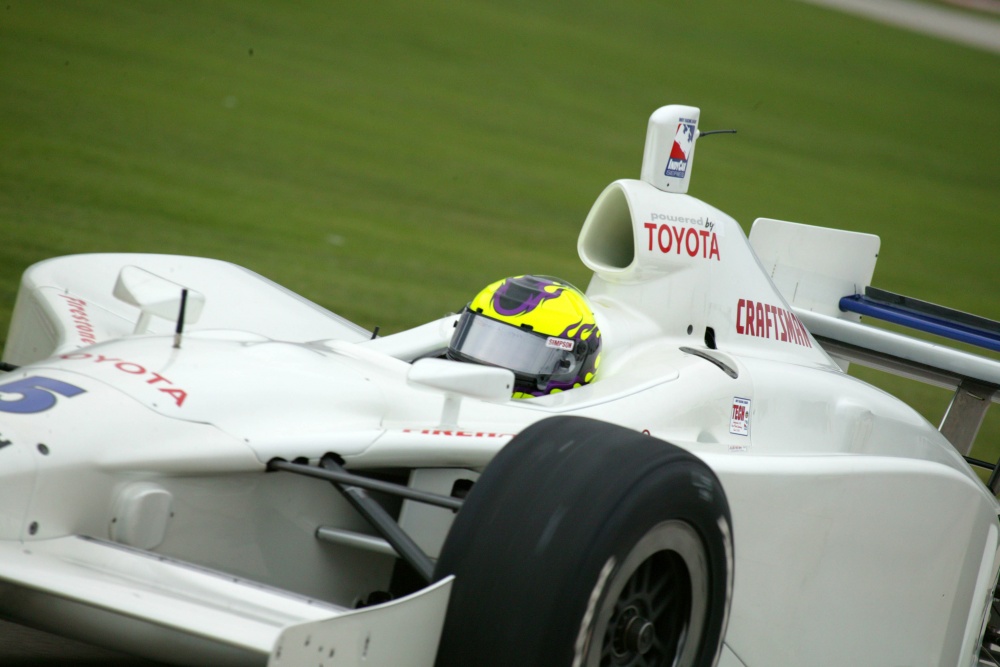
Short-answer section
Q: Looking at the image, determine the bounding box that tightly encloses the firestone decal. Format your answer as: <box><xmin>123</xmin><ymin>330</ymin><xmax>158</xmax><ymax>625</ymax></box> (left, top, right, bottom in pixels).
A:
<box><xmin>59</xmin><ymin>353</ymin><xmax>188</xmax><ymax>407</ymax></box>
<box><xmin>59</xmin><ymin>294</ymin><xmax>98</xmax><ymax>345</ymax></box>
<box><xmin>402</xmin><ymin>429</ymin><xmax>514</xmax><ymax>438</ymax></box>
<box><xmin>735</xmin><ymin>298</ymin><xmax>812</xmax><ymax>348</ymax></box>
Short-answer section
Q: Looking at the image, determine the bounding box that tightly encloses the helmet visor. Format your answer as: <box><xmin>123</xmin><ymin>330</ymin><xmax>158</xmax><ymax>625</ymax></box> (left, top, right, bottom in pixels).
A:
<box><xmin>448</xmin><ymin>310</ymin><xmax>578</xmax><ymax>381</ymax></box>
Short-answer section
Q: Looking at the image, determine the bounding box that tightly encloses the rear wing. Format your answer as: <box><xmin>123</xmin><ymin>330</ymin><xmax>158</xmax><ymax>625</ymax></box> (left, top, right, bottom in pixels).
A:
<box><xmin>750</xmin><ymin>219</ymin><xmax>1000</xmax><ymax>489</ymax></box>
<box><xmin>839</xmin><ymin>287</ymin><xmax>1000</xmax><ymax>354</ymax></box>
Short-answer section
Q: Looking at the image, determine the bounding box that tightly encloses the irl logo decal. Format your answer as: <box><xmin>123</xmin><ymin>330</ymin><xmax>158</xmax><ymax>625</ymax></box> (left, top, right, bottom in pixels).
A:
<box><xmin>664</xmin><ymin>121</ymin><xmax>696</xmax><ymax>179</ymax></box>
<box><xmin>0</xmin><ymin>376</ymin><xmax>86</xmax><ymax>414</ymax></box>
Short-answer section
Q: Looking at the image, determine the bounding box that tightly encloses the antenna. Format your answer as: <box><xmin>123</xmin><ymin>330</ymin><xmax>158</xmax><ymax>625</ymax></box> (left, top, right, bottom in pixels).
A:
<box><xmin>173</xmin><ymin>289</ymin><xmax>189</xmax><ymax>349</ymax></box>
<box><xmin>698</xmin><ymin>129</ymin><xmax>737</xmax><ymax>138</ymax></box>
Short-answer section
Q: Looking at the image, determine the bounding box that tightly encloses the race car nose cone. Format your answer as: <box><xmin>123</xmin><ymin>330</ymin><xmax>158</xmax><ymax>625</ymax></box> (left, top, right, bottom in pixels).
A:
<box><xmin>0</xmin><ymin>430</ymin><xmax>38</xmax><ymax>540</ymax></box>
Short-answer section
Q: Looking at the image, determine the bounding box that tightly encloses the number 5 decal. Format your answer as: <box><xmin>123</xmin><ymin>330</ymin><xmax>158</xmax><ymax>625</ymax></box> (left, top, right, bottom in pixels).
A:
<box><xmin>0</xmin><ymin>376</ymin><xmax>86</xmax><ymax>414</ymax></box>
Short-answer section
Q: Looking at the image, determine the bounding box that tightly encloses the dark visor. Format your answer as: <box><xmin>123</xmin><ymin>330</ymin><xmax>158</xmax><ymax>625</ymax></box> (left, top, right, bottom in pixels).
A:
<box><xmin>449</xmin><ymin>310</ymin><xmax>579</xmax><ymax>381</ymax></box>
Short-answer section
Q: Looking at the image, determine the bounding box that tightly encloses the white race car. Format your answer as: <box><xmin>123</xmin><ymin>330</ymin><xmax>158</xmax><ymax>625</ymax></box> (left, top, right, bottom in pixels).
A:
<box><xmin>1</xmin><ymin>105</ymin><xmax>999</xmax><ymax>667</ymax></box>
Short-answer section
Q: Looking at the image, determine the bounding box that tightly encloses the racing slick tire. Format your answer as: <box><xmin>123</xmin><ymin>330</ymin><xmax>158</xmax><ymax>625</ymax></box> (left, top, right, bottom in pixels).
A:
<box><xmin>433</xmin><ymin>416</ymin><xmax>733</xmax><ymax>667</ymax></box>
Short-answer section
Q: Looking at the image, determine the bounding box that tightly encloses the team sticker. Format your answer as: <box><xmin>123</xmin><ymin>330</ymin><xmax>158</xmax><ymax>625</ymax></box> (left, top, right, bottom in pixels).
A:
<box><xmin>729</xmin><ymin>397</ymin><xmax>751</xmax><ymax>451</ymax></box>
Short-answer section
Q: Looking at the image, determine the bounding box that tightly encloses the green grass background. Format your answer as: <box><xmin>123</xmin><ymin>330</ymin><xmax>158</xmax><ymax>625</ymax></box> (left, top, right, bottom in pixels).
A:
<box><xmin>2</xmin><ymin>1</ymin><xmax>999</xmax><ymax>461</ymax></box>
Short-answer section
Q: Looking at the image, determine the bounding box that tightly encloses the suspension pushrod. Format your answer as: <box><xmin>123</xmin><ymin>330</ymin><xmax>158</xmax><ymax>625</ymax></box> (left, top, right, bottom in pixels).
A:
<box><xmin>318</xmin><ymin>455</ymin><xmax>435</xmax><ymax>583</ymax></box>
<box><xmin>267</xmin><ymin>458</ymin><xmax>463</xmax><ymax>511</ymax></box>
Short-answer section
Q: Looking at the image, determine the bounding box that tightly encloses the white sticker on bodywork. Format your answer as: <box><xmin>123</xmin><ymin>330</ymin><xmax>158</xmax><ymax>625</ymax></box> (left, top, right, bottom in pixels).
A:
<box><xmin>729</xmin><ymin>396</ymin><xmax>751</xmax><ymax>444</ymax></box>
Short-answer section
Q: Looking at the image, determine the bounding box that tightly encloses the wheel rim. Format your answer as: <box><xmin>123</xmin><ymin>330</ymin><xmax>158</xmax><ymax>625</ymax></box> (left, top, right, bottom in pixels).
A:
<box><xmin>589</xmin><ymin>521</ymin><xmax>709</xmax><ymax>667</ymax></box>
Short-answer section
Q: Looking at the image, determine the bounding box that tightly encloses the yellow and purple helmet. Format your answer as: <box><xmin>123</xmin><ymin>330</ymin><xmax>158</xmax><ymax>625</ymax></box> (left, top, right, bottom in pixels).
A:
<box><xmin>447</xmin><ymin>275</ymin><xmax>602</xmax><ymax>398</ymax></box>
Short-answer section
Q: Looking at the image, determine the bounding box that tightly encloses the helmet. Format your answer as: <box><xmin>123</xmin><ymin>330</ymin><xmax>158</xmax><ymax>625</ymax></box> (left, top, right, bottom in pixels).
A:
<box><xmin>447</xmin><ymin>275</ymin><xmax>602</xmax><ymax>398</ymax></box>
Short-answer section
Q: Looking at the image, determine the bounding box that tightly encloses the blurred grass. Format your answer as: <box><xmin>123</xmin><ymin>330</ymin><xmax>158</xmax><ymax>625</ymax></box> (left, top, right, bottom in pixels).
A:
<box><xmin>1</xmin><ymin>0</ymin><xmax>998</xmax><ymax>457</ymax></box>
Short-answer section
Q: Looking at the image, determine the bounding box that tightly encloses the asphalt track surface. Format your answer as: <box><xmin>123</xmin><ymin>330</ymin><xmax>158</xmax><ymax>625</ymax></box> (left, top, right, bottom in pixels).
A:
<box><xmin>1</xmin><ymin>1</ymin><xmax>996</xmax><ymax>665</ymax></box>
